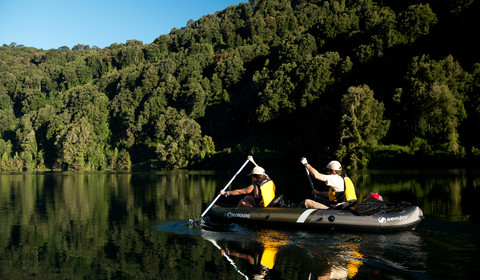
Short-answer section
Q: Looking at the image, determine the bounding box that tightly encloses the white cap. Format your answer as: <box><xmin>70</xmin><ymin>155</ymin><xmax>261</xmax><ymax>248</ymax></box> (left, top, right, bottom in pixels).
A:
<box><xmin>326</xmin><ymin>160</ymin><xmax>342</xmax><ymax>171</ymax></box>
<box><xmin>248</xmin><ymin>166</ymin><xmax>266</xmax><ymax>176</ymax></box>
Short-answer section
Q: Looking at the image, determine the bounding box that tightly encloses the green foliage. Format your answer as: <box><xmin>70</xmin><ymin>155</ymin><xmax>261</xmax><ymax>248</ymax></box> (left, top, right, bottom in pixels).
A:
<box><xmin>0</xmin><ymin>0</ymin><xmax>479</xmax><ymax>170</ymax></box>
<box><xmin>398</xmin><ymin>4</ymin><xmax>438</xmax><ymax>43</ymax></box>
<box><xmin>0</xmin><ymin>139</ymin><xmax>13</xmax><ymax>170</ymax></box>
<box><xmin>110</xmin><ymin>148</ymin><xmax>132</xmax><ymax>170</ymax></box>
<box><xmin>16</xmin><ymin>116</ymin><xmax>38</xmax><ymax>170</ymax></box>
<box><xmin>337</xmin><ymin>85</ymin><xmax>390</xmax><ymax>168</ymax></box>
<box><xmin>399</xmin><ymin>55</ymin><xmax>469</xmax><ymax>155</ymax></box>
<box><xmin>296</xmin><ymin>52</ymin><xmax>352</xmax><ymax>107</ymax></box>
<box><xmin>153</xmin><ymin>107</ymin><xmax>215</xmax><ymax>168</ymax></box>
<box><xmin>0</xmin><ymin>92</ymin><xmax>16</xmax><ymax>136</ymax></box>
<box><xmin>54</xmin><ymin>117</ymin><xmax>97</xmax><ymax>170</ymax></box>
<box><xmin>63</xmin><ymin>85</ymin><xmax>110</xmax><ymax>143</ymax></box>
<box><xmin>256</xmin><ymin>62</ymin><xmax>296</xmax><ymax>122</ymax></box>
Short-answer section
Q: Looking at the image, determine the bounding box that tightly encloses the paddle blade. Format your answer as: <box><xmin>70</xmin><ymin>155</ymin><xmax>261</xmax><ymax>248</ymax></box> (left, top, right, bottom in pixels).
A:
<box><xmin>188</xmin><ymin>217</ymin><xmax>206</xmax><ymax>228</ymax></box>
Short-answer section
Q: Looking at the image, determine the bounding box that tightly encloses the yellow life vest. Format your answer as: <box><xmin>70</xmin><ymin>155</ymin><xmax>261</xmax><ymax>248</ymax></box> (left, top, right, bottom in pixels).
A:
<box><xmin>260</xmin><ymin>180</ymin><xmax>276</xmax><ymax>207</ymax></box>
<box><xmin>344</xmin><ymin>176</ymin><xmax>357</xmax><ymax>201</ymax></box>
<box><xmin>328</xmin><ymin>175</ymin><xmax>357</xmax><ymax>203</ymax></box>
<box><xmin>328</xmin><ymin>187</ymin><xmax>337</xmax><ymax>202</ymax></box>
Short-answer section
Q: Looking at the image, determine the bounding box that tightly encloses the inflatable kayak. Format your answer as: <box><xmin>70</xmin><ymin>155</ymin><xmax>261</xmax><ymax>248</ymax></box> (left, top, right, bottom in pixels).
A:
<box><xmin>206</xmin><ymin>205</ymin><xmax>423</xmax><ymax>233</ymax></box>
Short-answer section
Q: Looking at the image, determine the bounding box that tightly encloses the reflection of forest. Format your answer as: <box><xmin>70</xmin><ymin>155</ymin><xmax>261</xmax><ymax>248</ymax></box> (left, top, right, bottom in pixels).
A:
<box><xmin>0</xmin><ymin>170</ymin><xmax>477</xmax><ymax>278</ymax></box>
<box><xmin>0</xmin><ymin>171</ymin><xmax>222</xmax><ymax>279</ymax></box>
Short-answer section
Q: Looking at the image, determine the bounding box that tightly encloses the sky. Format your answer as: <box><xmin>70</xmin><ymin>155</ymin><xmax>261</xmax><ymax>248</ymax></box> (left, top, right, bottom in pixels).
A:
<box><xmin>0</xmin><ymin>0</ymin><xmax>244</xmax><ymax>50</ymax></box>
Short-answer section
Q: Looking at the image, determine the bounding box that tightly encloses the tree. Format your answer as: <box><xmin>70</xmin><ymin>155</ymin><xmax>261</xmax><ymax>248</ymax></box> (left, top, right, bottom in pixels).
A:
<box><xmin>180</xmin><ymin>75</ymin><xmax>208</xmax><ymax>119</ymax></box>
<box><xmin>465</xmin><ymin>63</ymin><xmax>480</xmax><ymax>152</ymax></box>
<box><xmin>256</xmin><ymin>62</ymin><xmax>296</xmax><ymax>122</ymax></box>
<box><xmin>337</xmin><ymin>85</ymin><xmax>390</xmax><ymax>168</ymax></box>
<box><xmin>63</xmin><ymin>85</ymin><xmax>110</xmax><ymax>143</ymax></box>
<box><xmin>110</xmin><ymin>147</ymin><xmax>131</xmax><ymax>170</ymax></box>
<box><xmin>154</xmin><ymin>107</ymin><xmax>215</xmax><ymax>168</ymax></box>
<box><xmin>0</xmin><ymin>92</ymin><xmax>16</xmax><ymax>137</ymax></box>
<box><xmin>60</xmin><ymin>65</ymin><xmax>78</xmax><ymax>89</ymax></box>
<box><xmin>297</xmin><ymin>52</ymin><xmax>352</xmax><ymax>107</ymax></box>
<box><xmin>110</xmin><ymin>88</ymin><xmax>139</xmax><ymax>149</ymax></box>
<box><xmin>0</xmin><ymin>139</ymin><xmax>13</xmax><ymax>170</ymax></box>
<box><xmin>86</xmin><ymin>53</ymin><xmax>110</xmax><ymax>79</ymax></box>
<box><xmin>214</xmin><ymin>50</ymin><xmax>245</xmax><ymax>89</ymax></box>
<box><xmin>55</xmin><ymin>117</ymin><xmax>96</xmax><ymax>170</ymax></box>
<box><xmin>30</xmin><ymin>104</ymin><xmax>59</xmax><ymax>167</ymax></box>
<box><xmin>21</xmin><ymin>90</ymin><xmax>47</xmax><ymax>114</ymax></box>
<box><xmin>400</xmin><ymin>55</ymin><xmax>468</xmax><ymax>155</ymax></box>
<box><xmin>398</xmin><ymin>4</ymin><xmax>437</xmax><ymax>43</ymax></box>
<box><xmin>15</xmin><ymin>116</ymin><xmax>38</xmax><ymax>170</ymax></box>
<box><xmin>115</xmin><ymin>44</ymin><xmax>144</xmax><ymax>68</ymax></box>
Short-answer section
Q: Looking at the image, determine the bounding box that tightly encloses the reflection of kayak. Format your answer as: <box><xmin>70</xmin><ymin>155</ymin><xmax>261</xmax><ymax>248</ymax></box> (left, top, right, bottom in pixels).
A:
<box><xmin>207</xmin><ymin>205</ymin><xmax>423</xmax><ymax>232</ymax></box>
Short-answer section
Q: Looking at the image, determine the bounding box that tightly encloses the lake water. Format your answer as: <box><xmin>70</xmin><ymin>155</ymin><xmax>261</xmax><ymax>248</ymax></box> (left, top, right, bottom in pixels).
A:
<box><xmin>0</xmin><ymin>168</ymin><xmax>479</xmax><ymax>279</ymax></box>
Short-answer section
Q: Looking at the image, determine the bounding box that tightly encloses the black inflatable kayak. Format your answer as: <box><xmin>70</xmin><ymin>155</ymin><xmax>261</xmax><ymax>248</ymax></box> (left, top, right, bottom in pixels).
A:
<box><xmin>207</xmin><ymin>205</ymin><xmax>423</xmax><ymax>232</ymax></box>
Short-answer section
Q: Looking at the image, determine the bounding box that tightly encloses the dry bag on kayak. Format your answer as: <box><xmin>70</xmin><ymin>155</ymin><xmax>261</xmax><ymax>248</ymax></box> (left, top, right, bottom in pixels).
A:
<box><xmin>353</xmin><ymin>197</ymin><xmax>397</xmax><ymax>215</ymax></box>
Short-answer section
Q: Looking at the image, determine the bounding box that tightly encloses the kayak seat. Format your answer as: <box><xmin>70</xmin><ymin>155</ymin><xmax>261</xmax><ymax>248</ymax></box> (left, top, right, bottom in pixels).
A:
<box><xmin>267</xmin><ymin>194</ymin><xmax>292</xmax><ymax>207</ymax></box>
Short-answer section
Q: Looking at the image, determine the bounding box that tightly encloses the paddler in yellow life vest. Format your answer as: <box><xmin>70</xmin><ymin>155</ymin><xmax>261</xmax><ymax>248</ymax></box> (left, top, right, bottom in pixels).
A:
<box><xmin>220</xmin><ymin>166</ymin><xmax>276</xmax><ymax>207</ymax></box>
<box><xmin>300</xmin><ymin>158</ymin><xmax>356</xmax><ymax>209</ymax></box>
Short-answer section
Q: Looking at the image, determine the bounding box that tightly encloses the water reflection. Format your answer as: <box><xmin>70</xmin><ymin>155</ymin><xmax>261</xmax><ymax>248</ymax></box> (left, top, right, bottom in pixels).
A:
<box><xmin>189</xmin><ymin>215</ymin><xmax>432</xmax><ymax>279</ymax></box>
<box><xmin>0</xmin><ymin>170</ymin><xmax>479</xmax><ymax>279</ymax></box>
<box><xmin>197</xmin><ymin>225</ymin><xmax>368</xmax><ymax>280</ymax></box>
<box><xmin>0</xmin><ymin>171</ymin><xmax>221</xmax><ymax>279</ymax></box>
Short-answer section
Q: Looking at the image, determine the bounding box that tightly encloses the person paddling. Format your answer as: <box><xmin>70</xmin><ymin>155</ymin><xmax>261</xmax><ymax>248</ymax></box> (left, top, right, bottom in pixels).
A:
<box><xmin>300</xmin><ymin>158</ymin><xmax>345</xmax><ymax>209</ymax></box>
<box><xmin>220</xmin><ymin>166</ymin><xmax>276</xmax><ymax>207</ymax></box>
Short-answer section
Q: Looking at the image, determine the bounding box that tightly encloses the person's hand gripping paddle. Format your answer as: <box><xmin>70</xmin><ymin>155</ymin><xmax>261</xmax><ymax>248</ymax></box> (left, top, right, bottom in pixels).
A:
<box><xmin>301</xmin><ymin>157</ymin><xmax>316</xmax><ymax>194</ymax></box>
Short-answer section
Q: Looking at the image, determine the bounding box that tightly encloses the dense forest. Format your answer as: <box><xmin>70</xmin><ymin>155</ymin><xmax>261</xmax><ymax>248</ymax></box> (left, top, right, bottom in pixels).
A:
<box><xmin>1</xmin><ymin>0</ymin><xmax>480</xmax><ymax>171</ymax></box>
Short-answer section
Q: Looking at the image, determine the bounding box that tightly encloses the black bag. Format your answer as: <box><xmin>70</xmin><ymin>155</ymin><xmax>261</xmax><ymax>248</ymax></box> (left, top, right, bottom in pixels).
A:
<box><xmin>353</xmin><ymin>197</ymin><xmax>397</xmax><ymax>216</ymax></box>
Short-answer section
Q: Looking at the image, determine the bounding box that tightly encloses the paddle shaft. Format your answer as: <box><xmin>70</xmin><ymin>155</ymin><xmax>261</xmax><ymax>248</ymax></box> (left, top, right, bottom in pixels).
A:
<box><xmin>304</xmin><ymin>166</ymin><xmax>316</xmax><ymax>192</ymax></box>
<box><xmin>196</xmin><ymin>159</ymin><xmax>250</xmax><ymax>221</ymax></box>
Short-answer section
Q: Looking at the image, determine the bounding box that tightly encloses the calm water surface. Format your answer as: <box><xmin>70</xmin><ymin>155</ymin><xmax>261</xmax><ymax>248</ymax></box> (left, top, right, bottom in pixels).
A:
<box><xmin>0</xmin><ymin>168</ymin><xmax>479</xmax><ymax>279</ymax></box>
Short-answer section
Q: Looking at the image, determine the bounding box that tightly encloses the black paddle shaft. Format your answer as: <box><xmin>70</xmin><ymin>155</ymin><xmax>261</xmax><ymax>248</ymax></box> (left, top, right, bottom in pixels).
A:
<box><xmin>304</xmin><ymin>166</ymin><xmax>316</xmax><ymax>193</ymax></box>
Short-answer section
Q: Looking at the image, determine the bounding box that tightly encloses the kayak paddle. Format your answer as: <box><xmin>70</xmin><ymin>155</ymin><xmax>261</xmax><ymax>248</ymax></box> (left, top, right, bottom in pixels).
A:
<box><xmin>191</xmin><ymin>157</ymin><xmax>251</xmax><ymax>224</ymax></box>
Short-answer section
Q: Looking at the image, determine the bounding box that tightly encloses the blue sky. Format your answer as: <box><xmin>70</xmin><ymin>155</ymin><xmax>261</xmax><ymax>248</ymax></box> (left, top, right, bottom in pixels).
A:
<box><xmin>0</xmin><ymin>0</ymin><xmax>244</xmax><ymax>50</ymax></box>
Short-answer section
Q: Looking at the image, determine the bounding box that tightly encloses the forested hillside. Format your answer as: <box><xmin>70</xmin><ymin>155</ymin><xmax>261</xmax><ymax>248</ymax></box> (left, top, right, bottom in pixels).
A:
<box><xmin>1</xmin><ymin>0</ymin><xmax>479</xmax><ymax>171</ymax></box>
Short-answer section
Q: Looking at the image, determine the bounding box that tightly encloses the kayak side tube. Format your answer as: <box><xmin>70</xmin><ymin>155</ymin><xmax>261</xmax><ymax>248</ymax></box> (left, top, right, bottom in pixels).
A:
<box><xmin>207</xmin><ymin>205</ymin><xmax>424</xmax><ymax>232</ymax></box>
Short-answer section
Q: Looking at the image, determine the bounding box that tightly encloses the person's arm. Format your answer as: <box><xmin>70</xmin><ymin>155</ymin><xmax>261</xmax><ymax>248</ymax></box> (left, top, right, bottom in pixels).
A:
<box><xmin>301</xmin><ymin>157</ymin><xmax>328</xmax><ymax>182</ymax></box>
<box><xmin>313</xmin><ymin>190</ymin><xmax>329</xmax><ymax>198</ymax></box>
<box><xmin>221</xmin><ymin>185</ymin><xmax>254</xmax><ymax>196</ymax></box>
<box><xmin>306</xmin><ymin>165</ymin><xmax>328</xmax><ymax>182</ymax></box>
